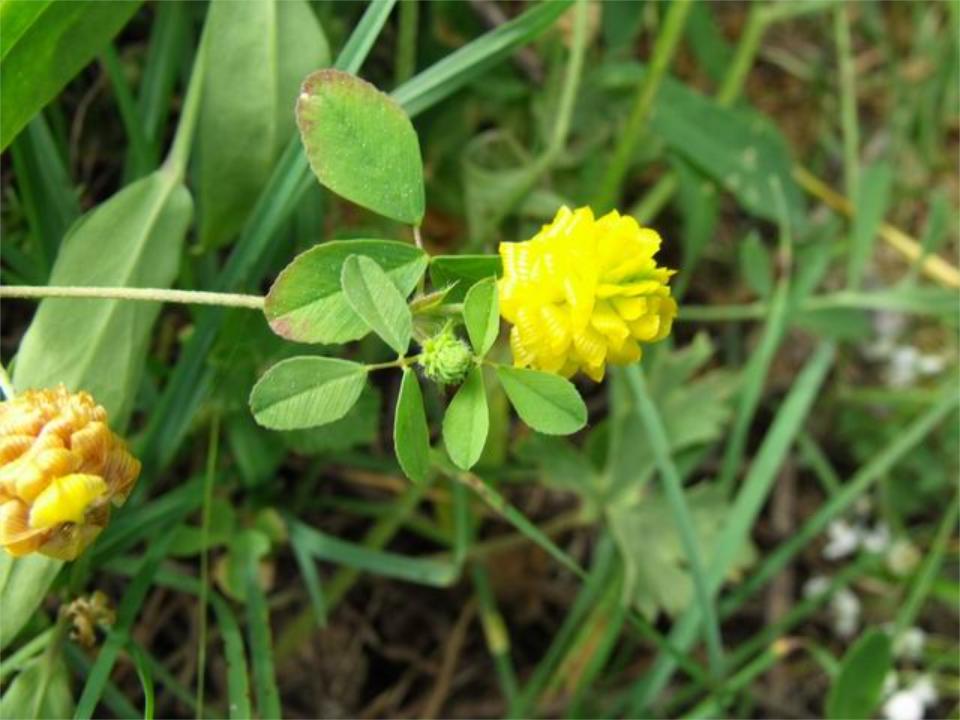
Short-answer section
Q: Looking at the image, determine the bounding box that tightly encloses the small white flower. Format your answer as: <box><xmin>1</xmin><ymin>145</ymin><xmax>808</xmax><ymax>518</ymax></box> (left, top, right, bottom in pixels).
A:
<box><xmin>831</xmin><ymin>588</ymin><xmax>861</xmax><ymax>638</ymax></box>
<box><xmin>916</xmin><ymin>353</ymin><xmax>946</xmax><ymax>376</ymax></box>
<box><xmin>883</xmin><ymin>690</ymin><xmax>925</xmax><ymax>720</ymax></box>
<box><xmin>861</xmin><ymin>522</ymin><xmax>892</xmax><ymax>554</ymax></box>
<box><xmin>893</xmin><ymin>628</ymin><xmax>927</xmax><ymax>661</ymax></box>
<box><xmin>887</xmin><ymin>539</ymin><xmax>921</xmax><ymax>576</ymax></box>
<box><xmin>910</xmin><ymin>675</ymin><xmax>937</xmax><ymax>706</ymax></box>
<box><xmin>824</xmin><ymin>519</ymin><xmax>861</xmax><ymax>560</ymax></box>
<box><xmin>882</xmin><ymin>676</ymin><xmax>938</xmax><ymax>720</ymax></box>
<box><xmin>803</xmin><ymin>575</ymin><xmax>831</xmax><ymax>598</ymax></box>
<box><xmin>888</xmin><ymin>346</ymin><xmax>921</xmax><ymax>388</ymax></box>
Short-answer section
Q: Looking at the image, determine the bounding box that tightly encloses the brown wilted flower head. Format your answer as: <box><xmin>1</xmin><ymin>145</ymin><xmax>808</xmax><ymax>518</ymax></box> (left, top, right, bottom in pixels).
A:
<box><xmin>0</xmin><ymin>386</ymin><xmax>140</xmax><ymax>560</ymax></box>
<box><xmin>63</xmin><ymin>590</ymin><xmax>116</xmax><ymax>648</ymax></box>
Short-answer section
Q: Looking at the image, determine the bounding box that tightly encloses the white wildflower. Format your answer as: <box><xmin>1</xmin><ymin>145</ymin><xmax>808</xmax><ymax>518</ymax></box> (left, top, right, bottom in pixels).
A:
<box><xmin>803</xmin><ymin>575</ymin><xmax>831</xmax><ymax>598</ymax></box>
<box><xmin>911</xmin><ymin>675</ymin><xmax>937</xmax><ymax>706</ymax></box>
<box><xmin>882</xmin><ymin>675</ymin><xmax>938</xmax><ymax>720</ymax></box>
<box><xmin>893</xmin><ymin>628</ymin><xmax>927</xmax><ymax>661</ymax></box>
<box><xmin>887</xmin><ymin>539</ymin><xmax>921</xmax><ymax>576</ymax></box>
<box><xmin>831</xmin><ymin>587</ymin><xmax>861</xmax><ymax>638</ymax></box>
<box><xmin>861</xmin><ymin>522</ymin><xmax>892</xmax><ymax>554</ymax></box>
<box><xmin>888</xmin><ymin>346</ymin><xmax>921</xmax><ymax>388</ymax></box>
<box><xmin>823</xmin><ymin>519</ymin><xmax>861</xmax><ymax>560</ymax></box>
<box><xmin>883</xmin><ymin>690</ymin><xmax>925</xmax><ymax>720</ymax></box>
<box><xmin>916</xmin><ymin>354</ymin><xmax>945</xmax><ymax>376</ymax></box>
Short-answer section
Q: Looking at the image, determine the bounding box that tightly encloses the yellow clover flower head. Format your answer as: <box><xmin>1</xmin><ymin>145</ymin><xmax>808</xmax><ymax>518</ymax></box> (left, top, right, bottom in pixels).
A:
<box><xmin>498</xmin><ymin>206</ymin><xmax>677</xmax><ymax>381</ymax></box>
<box><xmin>0</xmin><ymin>386</ymin><xmax>140</xmax><ymax>560</ymax></box>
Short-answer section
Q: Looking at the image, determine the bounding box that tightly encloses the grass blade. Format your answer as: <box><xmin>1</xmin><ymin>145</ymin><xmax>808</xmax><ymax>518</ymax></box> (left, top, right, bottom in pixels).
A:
<box><xmin>288</xmin><ymin>521</ymin><xmax>328</xmax><ymax>627</ymax></box>
<box><xmin>716</xmin><ymin>278</ymin><xmax>790</xmax><ymax>491</ymax></box>
<box><xmin>8</xmin><ymin>113</ymin><xmax>79</xmax><ymax>274</ymax></box>
<box><xmin>515</xmin><ymin>538</ymin><xmax>617</xmax><ymax>715</ymax></box>
<box><xmin>210</xmin><ymin>593</ymin><xmax>252</xmax><ymax>720</ymax></box>
<box><xmin>630</xmin><ymin>342</ymin><xmax>836</xmax><ymax>713</ymax></box>
<box><xmin>847</xmin><ymin>163</ymin><xmax>892</xmax><ymax>289</ymax></box>
<box><xmin>625</xmin><ymin>364</ymin><xmax>725</xmax><ymax>677</ymax></box>
<box><xmin>136</xmin><ymin>0</ymin><xmax>188</xmax><ymax>172</ymax></box>
<box><xmin>894</xmin><ymin>486</ymin><xmax>960</xmax><ymax>634</ymax></box>
<box><xmin>74</xmin><ymin>530</ymin><xmax>179</xmax><ymax>719</ymax></box>
<box><xmin>127</xmin><ymin>640</ymin><xmax>155</xmax><ymax>720</ymax></box>
<box><xmin>101</xmin><ymin>43</ymin><xmax>152</xmax><ymax>178</ymax></box>
<box><xmin>246</xmin><ymin>564</ymin><xmax>281</xmax><ymax>720</ymax></box>
<box><xmin>730</xmin><ymin>387</ymin><xmax>957</xmax><ymax>605</ymax></box>
<box><xmin>393</xmin><ymin>0</ymin><xmax>573</xmax><ymax>116</ymax></box>
<box><xmin>455</xmin><ymin>473</ymin><xmax>712</xmax><ymax>691</ymax></box>
<box><xmin>286</xmin><ymin>519</ymin><xmax>458</xmax><ymax>587</ymax></box>
<box><xmin>63</xmin><ymin>643</ymin><xmax>141</xmax><ymax>720</ymax></box>
<box><xmin>471</xmin><ymin>564</ymin><xmax>519</xmax><ymax>714</ymax></box>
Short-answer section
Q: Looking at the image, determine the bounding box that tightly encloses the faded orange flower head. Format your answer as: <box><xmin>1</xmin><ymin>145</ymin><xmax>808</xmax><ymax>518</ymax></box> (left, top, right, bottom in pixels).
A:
<box><xmin>0</xmin><ymin>386</ymin><xmax>140</xmax><ymax>560</ymax></box>
<box><xmin>498</xmin><ymin>206</ymin><xmax>677</xmax><ymax>381</ymax></box>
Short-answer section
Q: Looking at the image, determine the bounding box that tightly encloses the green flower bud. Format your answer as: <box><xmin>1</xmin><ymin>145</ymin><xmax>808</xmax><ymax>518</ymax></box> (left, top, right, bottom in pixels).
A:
<box><xmin>418</xmin><ymin>330</ymin><xmax>474</xmax><ymax>385</ymax></box>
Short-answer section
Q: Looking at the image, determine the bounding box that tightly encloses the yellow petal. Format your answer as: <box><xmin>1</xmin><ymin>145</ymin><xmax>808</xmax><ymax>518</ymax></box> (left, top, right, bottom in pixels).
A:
<box><xmin>612</xmin><ymin>296</ymin><xmax>648</xmax><ymax>320</ymax></box>
<box><xmin>573</xmin><ymin>326</ymin><xmax>607</xmax><ymax>368</ymax></box>
<box><xmin>0</xmin><ymin>435</ymin><xmax>33</xmax><ymax>464</ymax></box>
<box><xmin>510</xmin><ymin>327</ymin><xmax>535</xmax><ymax>368</ymax></box>
<box><xmin>630</xmin><ymin>315</ymin><xmax>661</xmax><ymax>341</ymax></box>
<box><xmin>0</xmin><ymin>500</ymin><xmax>45</xmax><ymax>556</ymax></box>
<box><xmin>540</xmin><ymin>304</ymin><xmax>572</xmax><ymax>355</ymax></box>
<box><xmin>590</xmin><ymin>301</ymin><xmax>630</xmax><ymax>343</ymax></box>
<box><xmin>608</xmin><ymin>340</ymin><xmax>643</xmax><ymax>365</ymax></box>
<box><xmin>29</xmin><ymin>474</ymin><xmax>108</xmax><ymax>530</ymax></box>
<box><xmin>582</xmin><ymin>361</ymin><xmax>606</xmax><ymax>382</ymax></box>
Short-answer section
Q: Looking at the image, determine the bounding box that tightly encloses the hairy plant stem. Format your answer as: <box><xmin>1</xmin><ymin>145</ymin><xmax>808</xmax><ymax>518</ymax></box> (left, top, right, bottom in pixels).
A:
<box><xmin>0</xmin><ymin>285</ymin><xmax>264</xmax><ymax>309</ymax></box>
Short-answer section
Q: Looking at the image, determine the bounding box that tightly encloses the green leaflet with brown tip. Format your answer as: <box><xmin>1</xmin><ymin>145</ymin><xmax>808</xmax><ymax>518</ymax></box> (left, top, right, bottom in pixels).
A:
<box><xmin>296</xmin><ymin>69</ymin><xmax>425</xmax><ymax>224</ymax></box>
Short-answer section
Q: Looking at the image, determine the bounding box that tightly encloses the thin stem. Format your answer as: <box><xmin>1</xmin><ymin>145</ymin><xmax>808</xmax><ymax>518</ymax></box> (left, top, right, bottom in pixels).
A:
<box><xmin>593</xmin><ymin>0</ymin><xmax>692</xmax><ymax>211</ymax></box>
<box><xmin>716</xmin><ymin>4</ymin><xmax>766</xmax><ymax>106</ymax></box>
<box><xmin>413</xmin><ymin>226</ymin><xmax>426</xmax><ymax>295</ymax></box>
<box><xmin>195</xmin><ymin>413</ymin><xmax>220</xmax><ymax>719</ymax></box>
<box><xmin>0</xmin><ymin>285</ymin><xmax>264</xmax><ymax>309</ymax></box>
<box><xmin>678</xmin><ymin>288</ymin><xmax>955</xmax><ymax>322</ymax></box>
<box><xmin>630</xmin><ymin>174</ymin><xmax>679</xmax><ymax>223</ymax></box>
<box><xmin>394</xmin><ymin>0</ymin><xmax>419</xmax><ymax>86</ymax></box>
<box><xmin>365</xmin><ymin>354</ymin><xmax>422</xmax><ymax>372</ymax></box>
<box><xmin>546</xmin><ymin>0</ymin><xmax>589</xmax><ymax>157</ymax></box>
<box><xmin>101</xmin><ymin>44</ymin><xmax>152</xmax><ymax>178</ymax></box>
<box><xmin>31</xmin><ymin>615</ymin><xmax>71</xmax><ymax>719</ymax></box>
<box><xmin>834</xmin><ymin>2</ymin><xmax>860</xmax><ymax>202</ymax></box>
<box><xmin>164</xmin><ymin>23</ymin><xmax>208</xmax><ymax>180</ymax></box>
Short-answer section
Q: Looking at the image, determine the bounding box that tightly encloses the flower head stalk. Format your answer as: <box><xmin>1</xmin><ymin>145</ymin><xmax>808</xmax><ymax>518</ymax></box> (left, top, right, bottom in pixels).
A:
<box><xmin>0</xmin><ymin>386</ymin><xmax>140</xmax><ymax>560</ymax></box>
<box><xmin>498</xmin><ymin>206</ymin><xmax>677</xmax><ymax>381</ymax></box>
